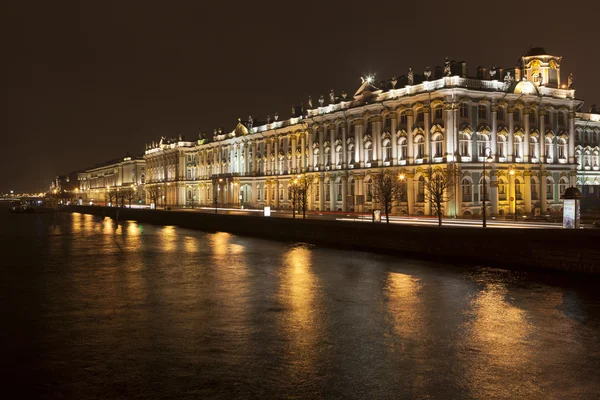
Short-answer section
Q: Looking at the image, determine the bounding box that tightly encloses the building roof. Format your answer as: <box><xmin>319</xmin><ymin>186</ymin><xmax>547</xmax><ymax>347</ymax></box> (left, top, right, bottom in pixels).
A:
<box><xmin>523</xmin><ymin>47</ymin><xmax>549</xmax><ymax>57</ymax></box>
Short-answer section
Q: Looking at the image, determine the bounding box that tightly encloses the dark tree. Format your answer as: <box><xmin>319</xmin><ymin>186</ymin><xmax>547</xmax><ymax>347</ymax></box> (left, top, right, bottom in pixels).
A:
<box><xmin>424</xmin><ymin>165</ymin><xmax>456</xmax><ymax>227</ymax></box>
<box><xmin>370</xmin><ymin>169</ymin><xmax>406</xmax><ymax>223</ymax></box>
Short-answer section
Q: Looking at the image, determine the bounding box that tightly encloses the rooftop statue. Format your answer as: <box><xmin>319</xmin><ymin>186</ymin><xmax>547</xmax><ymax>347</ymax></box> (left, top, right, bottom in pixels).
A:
<box><xmin>408</xmin><ymin>68</ymin><xmax>414</xmax><ymax>85</ymax></box>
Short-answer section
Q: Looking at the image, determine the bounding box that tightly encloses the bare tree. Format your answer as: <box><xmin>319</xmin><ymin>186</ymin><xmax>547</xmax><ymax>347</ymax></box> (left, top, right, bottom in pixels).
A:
<box><xmin>424</xmin><ymin>165</ymin><xmax>456</xmax><ymax>227</ymax></box>
<box><xmin>292</xmin><ymin>174</ymin><xmax>312</xmax><ymax>219</ymax></box>
<box><xmin>146</xmin><ymin>185</ymin><xmax>161</xmax><ymax>208</ymax></box>
<box><xmin>121</xmin><ymin>187</ymin><xmax>136</xmax><ymax>208</ymax></box>
<box><xmin>370</xmin><ymin>169</ymin><xmax>406</xmax><ymax>223</ymax></box>
<box><xmin>107</xmin><ymin>189</ymin><xmax>118</xmax><ymax>206</ymax></box>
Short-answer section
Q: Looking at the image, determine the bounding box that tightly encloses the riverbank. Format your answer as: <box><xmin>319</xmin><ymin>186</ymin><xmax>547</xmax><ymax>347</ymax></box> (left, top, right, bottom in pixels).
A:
<box><xmin>66</xmin><ymin>205</ymin><xmax>600</xmax><ymax>275</ymax></box>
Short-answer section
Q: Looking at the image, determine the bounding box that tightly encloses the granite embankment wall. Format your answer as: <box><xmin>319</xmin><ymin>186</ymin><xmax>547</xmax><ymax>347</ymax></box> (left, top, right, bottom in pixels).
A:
<box><xmin>67</xmin><ymin>206</ymin><xmax>600</xmax><ymax>275</ymax></box>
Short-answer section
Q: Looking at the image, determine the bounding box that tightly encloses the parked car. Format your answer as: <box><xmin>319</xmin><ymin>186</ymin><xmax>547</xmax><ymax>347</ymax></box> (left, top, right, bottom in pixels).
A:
<box><xmin>593</xmin><ymin>221</ymin><xmax>600</xmax><ymax>228</ymax></box>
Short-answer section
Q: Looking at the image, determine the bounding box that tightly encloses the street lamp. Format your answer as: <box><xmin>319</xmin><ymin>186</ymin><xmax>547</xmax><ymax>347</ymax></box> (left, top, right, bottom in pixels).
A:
<box><xmin>482</xmin><ymin>147</ymin><xmax>494</xmax><ymax>227</ymax></box>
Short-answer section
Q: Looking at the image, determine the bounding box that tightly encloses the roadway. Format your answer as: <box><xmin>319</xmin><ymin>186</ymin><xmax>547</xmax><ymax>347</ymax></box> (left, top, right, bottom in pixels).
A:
<box><xmin>164</xmin><ymin>206</ymin><xmax>568</xmax><ymax>229</ymax></box>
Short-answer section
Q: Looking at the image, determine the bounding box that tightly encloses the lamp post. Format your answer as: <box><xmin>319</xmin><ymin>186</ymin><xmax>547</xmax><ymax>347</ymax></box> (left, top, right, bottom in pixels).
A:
<box><xmin>482</xmin><ymin>147</ymin><xmax>493</xmax><ymax>228</ymax></box>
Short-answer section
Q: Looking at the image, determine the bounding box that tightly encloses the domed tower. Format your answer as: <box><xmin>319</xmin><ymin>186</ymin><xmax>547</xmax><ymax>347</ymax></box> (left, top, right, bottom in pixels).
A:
<box><xmin>519</xmin><ymin>47</ymin><xmax>562</xmax><ymax>88</ymax></box>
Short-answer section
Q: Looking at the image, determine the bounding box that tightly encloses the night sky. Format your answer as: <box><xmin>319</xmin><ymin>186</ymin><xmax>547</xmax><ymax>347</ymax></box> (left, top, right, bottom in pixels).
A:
<box><xmin>3</xmin><ymin>0</ymin><xmax>599</xmax><ymax>192</ymax></box>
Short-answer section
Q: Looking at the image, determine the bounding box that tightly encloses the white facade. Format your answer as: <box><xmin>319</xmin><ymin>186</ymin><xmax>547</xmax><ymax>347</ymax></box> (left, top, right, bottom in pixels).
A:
<box><xmin>155</xmin><ymin>49</ymin><xmax>588</xmax><ymax>217</ymax></box>
<box><xmin>77</xmin><ymin>156</ymin><xmax>146</xmax><ymax>204</ymax></box>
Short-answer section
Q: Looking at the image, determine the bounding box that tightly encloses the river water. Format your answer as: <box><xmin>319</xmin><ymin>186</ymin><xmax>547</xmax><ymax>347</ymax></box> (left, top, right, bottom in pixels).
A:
<box><xmin>0</xmin><ymin>208</ymin><xmax>599</xmax><ymax>399</ymax></box>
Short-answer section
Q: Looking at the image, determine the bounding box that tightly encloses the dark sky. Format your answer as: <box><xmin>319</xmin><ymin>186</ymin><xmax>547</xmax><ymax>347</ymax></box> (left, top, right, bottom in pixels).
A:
<box><xmin>2</xmin><ymin>0</ymin><xmax>599</xmax><ymax>192</ymax></box>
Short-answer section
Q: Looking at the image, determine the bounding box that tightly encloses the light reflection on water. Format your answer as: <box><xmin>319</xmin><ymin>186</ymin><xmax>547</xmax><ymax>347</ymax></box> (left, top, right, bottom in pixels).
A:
<box><xmin>0</xmin><ymin>210</ymin><xmax>599</xmax><ymax>399</ymax></box>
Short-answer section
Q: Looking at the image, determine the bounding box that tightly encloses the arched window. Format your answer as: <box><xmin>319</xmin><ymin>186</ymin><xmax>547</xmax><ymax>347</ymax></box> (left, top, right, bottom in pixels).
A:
<box><xmin>584</xmin><ymin>151</ymin><xmax>591</xmax><ymax>168</ymax></box>
<box><xmin>314</xmin><ymin>181</ymin><xmax>319</xmax><ymax>201</ymax></box>
<box><xmin>479</xmin><ymin>176</ymin><xmax>490</xmax><ymax>201</ymax></box>
<box><xmin>558</xmin><ymin>139</ymin><xmax>567</xmax><ymax>160</ymax></box>
<box><xmin>478</xmin><ymin>105</ymin><xmax>488</xmax><ymax>120</ymax></box>
<box><xmin>545</xmin><ymin>137</ymin><xmax>553</xmax><ymax>162</ymax></box>
<box><xmin>530</xmin><ymin>176</ymin><xmax>539</xmax><ymax>201</ymax></box>
<box><xmin>559</xmin><ymin>177</ymin><xmax>568</xmax><ymax>195</ymax></box>
<box><xmin>382</xmin><ymin>139</ymin><xmax>392</xmax><ymax>162</ymax></box>
<box><xmin>335</xmin><ymin>145</ymin><xmax>342</xmax><ymax>166</ymax></box>
<box><xmin>558</xmin><ymin>112</ymin><xmax>566</xmax><ymax>127</ymax></box>
<box><xmin>414</xmin><ymin>136</ymin><xmax>424</xmax><ymax>160</ymax></box>
<box><xmin>459</xmin><ymin>103</ymin><xmax>469</xmax><ymax>119</ymax></box>
<box><xmin>434</xmin><ymin>106</ymin><xmax>443</xmax><ymax>120</ymax></box>
<box><xmin>515</xmin><ymin>178</ymin><xmax>523</xmax><ymax>200</ymax></box>
<box><xmin>417</xmin><ymin>176</ymin><xmax>425</xmax><ymax>202</ymax></box>
<box><xmin>575</xmin><ymin>150</ymin><xmax>582</xmax><ymax>170</ymax></box>
<box><xmin>313</xmin><ymin>148</ymin><xmax>319</xmax><ymax>168</ymax></box>
<box><xmin>529</xmin><ymin>137</ymin><xmax>538</xmax><ymax>160</ymax></box>
<box><xmin>384</xmin><ymin>115</ymin><xmax>392</xmax><ymax>132</ymax></box>
<box><xmin>546</xmin><ymin>178</ymin><xmax>554</xmax><ymax>200</ymax></box>
<box><xmin>279</xmin><ymin>184</ymin><xmax>284</xmax><ymax>201</ymax></box>
<box><xmin>365</xmin><ymin>178</ymin><xmax>372</xmax><ymax>202</ymax></box>
<box><xmin>364</xmin><ymin>141</ymin><xmax>373</xmax><ymax>163</ymax></box>
<box><xmin>497</xmin><ymin>107</ymin><xmax>505</xmax><ymax>122</ymax></box>
<box><xmin>514</xmin><ymin>136</ymin><xmax>523</xmax><ymax>159</ymax></box>
<box><xmin>416</xmin><ymin>109</ymin><xmax>424</xmax><ymax>123</ymax></box>
<box><xmin>459</xmin><ymin>133</ymin><xmax>471</xmax><ymax>157</ymax></box>
<box><xmin>398</xmin><ymin>137</ymin><xmax>407</xmax><ymax>162</ymax></box>
<box><xmin>477</xmin><ymin>133</ymin><xmax>490</xmax><ymax>158</ymax></box>
<box><xmin>513</xmin><ymin>109</ymin><xmax>521</xmax><ymax>125</ymax></box>
<box><xmin>325</xmin><ymin>180</ymin><xmax>330</xmax><ymax>201</ymax></box>
<box><xmin>324</xmin><ymin>146</ymin><xmax>331</xmax><ymax>166</ymax></box>
<box><xmin>461</xmin><ymin>178</ymin><xmax>472</xmax><ymax>202</ymax></box>
<box><xmin>336</xmin><ymin>179</ymin><xmax>342</xmax><ymax>201</ymax></box>
<box><xmin>498</xmin><ymin>178</ymin><xmax>507</xmax><ymax>200</ymax></box>
<box><xmin>432</xmin><ymin>134</ymin><xmax>443</xmax><ymax>158</ymax></box>
<box><xmin>347</xmin><ymin>143</ymin><xmax>355</xmax><ymax>164</ymax></box>
<box><xmin>498</xmin><ymin>135</ymin><xmax>506</xmax><ymax>158</ymax></box>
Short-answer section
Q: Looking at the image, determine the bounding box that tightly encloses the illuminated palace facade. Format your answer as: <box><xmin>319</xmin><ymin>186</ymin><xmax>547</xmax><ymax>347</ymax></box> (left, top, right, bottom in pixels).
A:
<box><xmin>77</xmin><ymin>156</ymin><xmax>146</xmax><ymax>204</ymax></box>
<box><xmin>142</xmin><ymin>49</ymin><xmax>600</xmax><ymax>217</ymax></box>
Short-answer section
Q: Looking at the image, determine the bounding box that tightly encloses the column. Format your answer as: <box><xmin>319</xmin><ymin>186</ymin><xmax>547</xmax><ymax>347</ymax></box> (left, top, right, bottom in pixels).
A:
<box><xmin>330</xmin><ymin>126</ymin><xmax>335</xmax><ymax>167</ymax></box>
<box><xmin>406</xmin><ymin>174</ymin><xmax>415</xmax><ymax>216</ymax></box>
<box><xmin>539</xmin><ymin>110</ymin><xmax>546</xmax><ymax>162</ymax></box>
<box><xmin>390</xmin><ymin>114</ymin><xmax>398</xmax><ymax>165</ymax></box>
<box><xmin>524</xmin><ymin>109</ymin><xmax>530</xmax><ymax>163</ymax></box>
<box><xmin>274</xmin><ymin>178</ymin><xmax>279</xmax><ymax>208</ymax></box>
<box><xmin>508</xmin><ymin>107</ymin><xmax>514</xmax><ymax>162</ymax></box>
<box><xmin>274</xmin><ymin>138</ymin><xmax>279</xmax><ymax>175</ymax></box>
<box><xmin>406</xmin><ymin>111</ymin><xmax>414</xmax><ymax>163</ymax></box>
<box><xmin>524</xmin><ymin>171</ymin><xmax>532</xmax><ymax>214</ymax></box>
<box><xmin>341</xmin><ymin>122</ymin><xmax>348</xmax><ymax>168</ymax></box>
<box><xmin>540</xmin><ymin>171</ymin><xmax>547</xmax><ymax>214</ymax></box>
<box><xmin>491</xmin><ymin>105</ymin><xmax>498</xmax><ymax>160</ymax></box>
<box><xmin>266</xmin><ymin>139</ymin><xmax>272</xmax><ymax>175</ymax></box>
<box><xmin>490</xmin><ymin>169</ymin><xmax>498</xmax><ymax>215</ymax></box>
<box><xmin>301</xmin><ymin>133</ymin><xmax>307</xmax><ymax>172</ymax></box>
<box><xmin>319</xmin><ymin>175</ymin><xmax>325</xmax><ymax>211</ymax></box>
<box><xmin>423</xmin><ymin>106</ymin><xmax>431</xmax><ymax>163</ymax></box>
<box><xmin>445</xmin><ymin>103</ymin><xmax>455</xmax><ymax>161</ymax></box>
<box><xmin>568</xmin><ymin>111</ymin><xmax>576</xmax><ymax>163</ymax></box>
<box><xmin>291</xmin><ymin>134</ymin><xmax>297</xmax><ymax>172</ymax></box>
<box><xmin>330</xmin><ymin>177</ymin><xmax>335</xmax><ymax>211</ymax></box>
<box><xmin>251</xmin><ymin>142</ymin><xmax>257</xmax><ymax>174</ymax></box>
<box><xmin>318</xmin><ymin>128</ymin><xmax>324</xmax><ymax>169</ymax></box>
<box><xmin>308</xmin><ymin>129</ymin><xmax>314</xmax><ymax>171</ymax></box>
<box><xmin>356</xmin><ymin>122</ymin><xmax>364</xmax><ymax>167</ymax></box>
<box><xmin>341</xmin><ymin>174</ymin><xmax>348</xmax><ymax>212</ymax></box>
<box><xmin>374</xmin><ymin>119</ymin><xmax>382</xmax><ymax>164</ymax></box>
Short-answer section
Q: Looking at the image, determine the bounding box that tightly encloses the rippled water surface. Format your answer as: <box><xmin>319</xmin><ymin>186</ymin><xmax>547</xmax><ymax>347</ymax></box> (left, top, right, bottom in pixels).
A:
<box><xmin>1</xmin><ymin>209</ymin><xmax>599</xmax><ymax>399</ymax></box>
